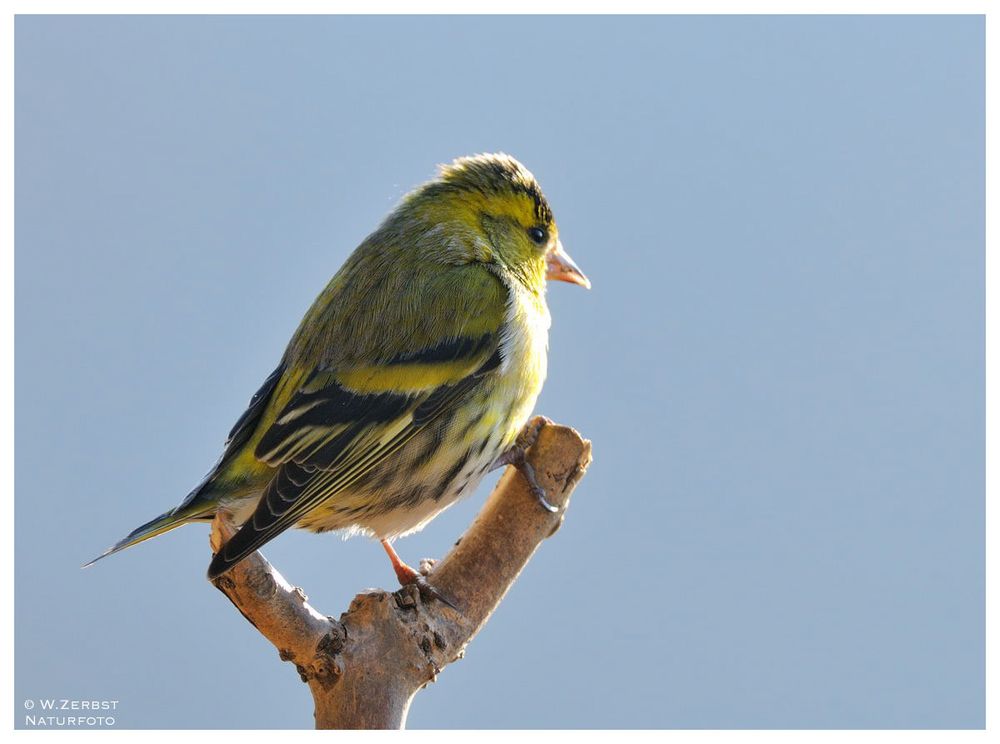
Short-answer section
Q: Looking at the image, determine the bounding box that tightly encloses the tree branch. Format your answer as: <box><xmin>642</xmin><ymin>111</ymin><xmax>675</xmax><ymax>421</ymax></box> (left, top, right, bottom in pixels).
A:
<box><xmin>208</xmin><ymin>420</ymin><xmax>592</xmax><ymax>729</ymax></box>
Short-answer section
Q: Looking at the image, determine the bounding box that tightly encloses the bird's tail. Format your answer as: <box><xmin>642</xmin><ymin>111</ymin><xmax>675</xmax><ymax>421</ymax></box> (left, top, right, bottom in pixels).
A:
<box><xmin>82</xmin><ymin>503</ymin><xmax>208</xmax><ymax>568</ymax></box>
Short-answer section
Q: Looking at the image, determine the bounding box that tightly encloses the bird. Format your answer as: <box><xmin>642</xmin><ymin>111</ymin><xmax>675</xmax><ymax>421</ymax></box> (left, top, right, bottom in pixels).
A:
<box><xmin>85</xmin><ymin>153</ymin><xmax>589</xmax><ymax>604</ymax></box>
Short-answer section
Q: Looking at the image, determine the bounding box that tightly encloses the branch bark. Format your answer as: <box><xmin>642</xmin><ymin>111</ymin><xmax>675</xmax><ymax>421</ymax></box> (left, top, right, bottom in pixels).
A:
<box><xmin>208</xmin><ymin>421</ymin><xmax>592</xmax><ymax>729</ymax></box>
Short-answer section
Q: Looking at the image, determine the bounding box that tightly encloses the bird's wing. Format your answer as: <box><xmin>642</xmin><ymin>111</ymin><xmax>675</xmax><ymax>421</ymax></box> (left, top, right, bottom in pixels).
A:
<box><xmin>207</xmin><ymin>267</ymin><xmax>509</xmax><ymax>578</ymax></box>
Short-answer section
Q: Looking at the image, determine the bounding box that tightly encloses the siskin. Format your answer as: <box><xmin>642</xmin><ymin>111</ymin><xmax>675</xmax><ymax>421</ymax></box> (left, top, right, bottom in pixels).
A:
<box><xmin>86</xmin><ymin>153</ymin><xmax>589</xmax><ymax>602</ymax></box>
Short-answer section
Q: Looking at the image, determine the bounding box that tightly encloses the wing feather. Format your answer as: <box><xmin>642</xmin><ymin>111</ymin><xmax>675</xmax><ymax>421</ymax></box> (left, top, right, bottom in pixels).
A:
<box><xmin>206</xmin><ymin>340</ymin><xmax>502</xmax><ymax>579</ymax></box>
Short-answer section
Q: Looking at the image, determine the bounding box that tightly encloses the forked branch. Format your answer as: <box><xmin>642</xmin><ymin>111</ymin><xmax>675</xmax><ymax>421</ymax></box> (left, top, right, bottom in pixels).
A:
<box><xmin>209</xmin><ymin>421</ymin><xmax>592</xmax><ymax>729</ymax></box>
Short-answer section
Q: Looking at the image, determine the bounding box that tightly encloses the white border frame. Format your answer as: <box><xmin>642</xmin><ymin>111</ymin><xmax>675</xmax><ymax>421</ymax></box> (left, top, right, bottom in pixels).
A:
<box><xmin>2</xmin><ymin>3</ymin><xmax>992</xmax><ymax>740</ymax></box>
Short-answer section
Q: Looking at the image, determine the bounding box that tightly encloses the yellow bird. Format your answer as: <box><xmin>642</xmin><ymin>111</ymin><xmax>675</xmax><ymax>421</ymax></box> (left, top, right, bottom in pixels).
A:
<box><xmin>87</xmin><ymin>153</ymin><xmax>589</xmax><ymax>603</ymax></box>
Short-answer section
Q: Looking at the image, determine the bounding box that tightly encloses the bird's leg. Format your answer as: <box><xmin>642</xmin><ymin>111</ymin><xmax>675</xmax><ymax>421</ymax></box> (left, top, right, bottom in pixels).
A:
<box><xmin>380</xmin><ymin>539</ymin><xmax>457</xmax><ymax>610</ymax></box>
<box><xmin>491</xmin><ymin>415</ymin><xmax>558</xmax><ymax>513</ymax></box>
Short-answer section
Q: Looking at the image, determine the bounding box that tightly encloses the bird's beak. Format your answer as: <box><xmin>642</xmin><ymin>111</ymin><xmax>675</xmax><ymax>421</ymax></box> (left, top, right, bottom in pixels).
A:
<box><xmin>545</xmin><ymin>239</ymin><xmax>591</xmax><ymax>289</ymax></box>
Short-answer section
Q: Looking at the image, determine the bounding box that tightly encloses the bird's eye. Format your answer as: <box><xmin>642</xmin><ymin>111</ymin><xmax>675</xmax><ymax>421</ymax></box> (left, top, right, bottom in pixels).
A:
<box><xmin>527</xmin><ymin>227</ymin><xmax>548</xmax><ymax>245</ymax></box>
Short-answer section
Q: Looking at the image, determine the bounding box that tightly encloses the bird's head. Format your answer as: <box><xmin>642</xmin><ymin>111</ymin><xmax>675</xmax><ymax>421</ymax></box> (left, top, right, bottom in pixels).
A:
<box><xmin>402</xmin><ymin>153</ymin><xmax>590</xmax><ymax>293</ymax></box>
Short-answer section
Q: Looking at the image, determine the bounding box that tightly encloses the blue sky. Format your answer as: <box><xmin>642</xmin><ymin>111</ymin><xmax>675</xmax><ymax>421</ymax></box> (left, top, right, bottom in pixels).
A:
<box><xmin>15</xmin><ymin>15</ymin><xmax>984</xmax><ymax>728</ymax></box>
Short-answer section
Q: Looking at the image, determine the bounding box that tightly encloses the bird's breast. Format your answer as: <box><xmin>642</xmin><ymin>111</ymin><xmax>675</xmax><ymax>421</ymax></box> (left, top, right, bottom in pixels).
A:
<box><xmin>498</xmin><ymin>282</ymin><xmax>550</xmax><ymax>401</ymax></box>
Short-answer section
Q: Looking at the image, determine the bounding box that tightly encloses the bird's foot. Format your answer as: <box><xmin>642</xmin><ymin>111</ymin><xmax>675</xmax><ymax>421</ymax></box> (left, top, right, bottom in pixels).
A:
<box><xmin>381</xmin><ymin>539</ymin><xmax>457</xmax><ymax>610</ymax></box>
<box><xmin>516</xmin><ymin>415</ymin><xmax>553</xmax><ymax>451</ymax></box>
<box><xmin>392</xmin><ymin>561</ymin><xmax>457</xmax><ymax>610</ymax></box>
<box><xmin>492</xmin><ymin>416</ymin><xmax>558</xmax><ymax>513</ymax></box>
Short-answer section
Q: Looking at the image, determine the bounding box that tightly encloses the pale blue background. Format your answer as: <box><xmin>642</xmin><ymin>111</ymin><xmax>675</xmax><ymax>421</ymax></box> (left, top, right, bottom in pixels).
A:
<box><xmin>15</xmin><ymin>15</ymin><xmax>984</xmax><ymax>729</ymax></box>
